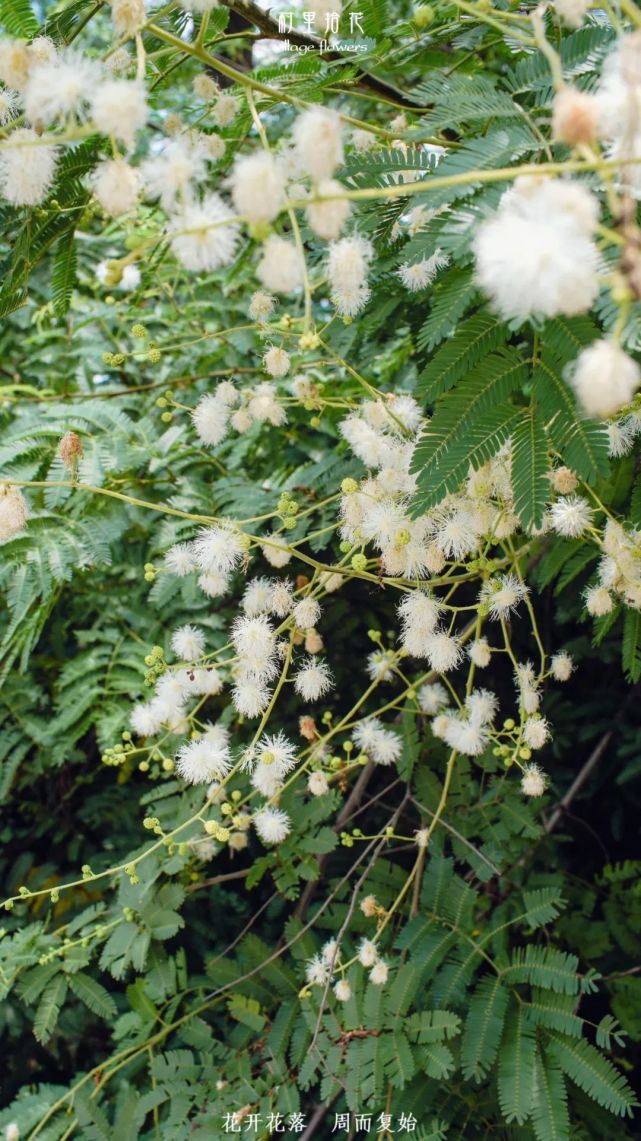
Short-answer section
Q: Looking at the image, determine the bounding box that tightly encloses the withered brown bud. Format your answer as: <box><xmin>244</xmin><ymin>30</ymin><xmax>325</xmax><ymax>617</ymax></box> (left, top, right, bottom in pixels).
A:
<box><xmin>58</xmin><ymin>431</ymin><xmax>83</xmax><ymax>470</ymax></box>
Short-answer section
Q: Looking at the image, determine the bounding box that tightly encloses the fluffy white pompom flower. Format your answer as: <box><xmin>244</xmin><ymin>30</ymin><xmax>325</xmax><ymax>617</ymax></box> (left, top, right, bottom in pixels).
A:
<box><xmin>358</xmin><ymin>939</ymin><xmax>378</xmax><ymax>968</ymax></box>
<box><xmin>176</xmin><ymin>724</ymin><xmax>231</xmax><ymax>784</ymax></box>
<box><xmin>568</xmin><ymin>340</ymin><xmax>640</xmax><ymax>419</ymax></box>
<box><xmin>24</xmin><ymin>49</ymin><xmax>100</xmax><ymax>125</ymax></box>
<box><xmin>306</xmin><ymin>179</ymin><xmax>351</xmax><ymax>240</ymax></box>
<box><xmin>91</xmin><ymin>158</ymin><xmax>139</xmax><ymax>216</ymax></box>
<box><xmin>551</xmin><ymin>651</ymin><xmax>574</xmax><ymax>681</ymax></box>
<box><xmin>242</xmin><ymin>577</ymin><xmax>273</xmax><ymax>617</ymax></box>
<box><xmin>130</xmin><ymin>700</ymin><xmax>164</xmax><ymax>737</ymax></box>
<box><xmin>523</xmin><ymin>717</ymin><xmax>550</xmax><ymax>749</ymax></box>
<box><xmin>254</xmin><ymin>806</ymin><xmax>291</xmax><ymax>845</ymax></box>
<box><xmin>424</xmin><ymin>631</ymin><xmax>462</xmax><ymax>673</ymax></box>
<box><xmin>0</xmin><ymin>485</ymin><xmax>28</xmax><ymax>540</ymax></box>
<box><xmin>263</xmin><ymin>346</ymin><xmax>291</xmax><ymax>378</ymax></box>
<box><xmin>110</xmin><ymin>0</ymin><xmax>147</xmax><ymax>37</ymax></box>
<box><xmin>443</xmin><ymin>717</ymin><xmax>490</xmax><ymax>756</ymax></box>
<box><xmin>90</xmin><ymin>79</ymin><xmax>147</xmax><ymax>149</ymax></box>
<box><xmin>193</xmin><ymin>525</ymin><xmax>246</xmax><ymax>574</ymax></box>
<box><xmin>370</xmin><ymin>960</ymin><xmax>389</xmax><ymax>985</ymax></box>
<box><xmin>553</xmin><ymin>0</ymin><xmax>590</xmax><ymax>26</ymax></box>
<box><xmin>232</xmin><ymin>678</ymin><xmax>271</xmax><ymax>718</ymax></box>
<box><xmin>0</xmin><ymin>128</ymin><xmax>58</xmax><ymax>205</ymax></box>
<box><xmin>164</xmin><ymin>544</ymin><xmax>195</xmax><ymax>576</ymax></box>
<box><xmin>249</xmin><ymin>290</ymin><xmax>276</xmax><ymax>322</ymax></box>
<box><xmin>294</xmin><ymin>657</ymin><xmax>333</xmax><ymax>701</ymax></box>
<box><xmin>521</xmin><ymin>762</ymin><xmax>548</xmax><ymax>797</ymax></box>
<box><xmin>212</xmin><ymin>92</ymin><xmax>239</xmax><ymax>127</ymax></box>
<box><xmin>465</xmin><ymin>689</ymin><xmax>498</xmax><ymax>726</ymax></box>
<box><xmin>171</xmin><ymin>625</ymin><xmax>206</xmax><ymax>662</ymax></box>
<box><xmin>308</xmin><ymin>771</ymin><xmax>329</xmax><ymax>796</ymax></box>
<box><xmin>418</xmin><ymin>682</ymin><xmax>449</xmax><ymax>714</ymax></box>
<box><xmin>397</xmin><ymin>590</ymin><xmax>442</xmax><ymax>657</ymax></box>
<box><xmin>192</xmin><ymin>394</ymin><xmax>230</xmax><ymax>446</ymax></box>
<box><xmin>327</xmin><ymin>235</ymin><xmax>373</xmax><ymax>317</ymax></box>
<box><xmin>231</xmin><ymin>615</ymin><xmax>276</xmax><ymax>679</ymax></box>
<box><xmin>585</xmin><ymin>585</ymin><xmax>614</xmax><ymax>616</ymax></box>
<box><xmin>397</xmin><ymin>251</ymin><xmax>448</xmax><ymax>291</ymax></box>
<box><xmin>293</xmin><ymin>598</ymin><xmax>322</xmax><ymax>629</ymax></box>
<box><xmin>229</xmin><ymin>151</ymin><xmax>285</xmax><ymax>223</ymax></box>
<box><xmin>293</xmin><ymin>106</ymin><xmax>343</xmax><ymax>181</ymax></box>
<box><xmin>549</xmin><ymin>495</ymin><xmax>593</xmax><ymax>538</ymax></box>
<box><xmin>262</xmin><ymin>535</ymin><xmax>292</xmax><ymax>568</ymax></box>
<box><xmin>469</xmin><ymin>638</ymin><xmax>491</xmax><ymax>668</ymax></box>
<box><xmin>480</xmin><ymin>573</ymin><xmax>529</xmax><ymax>620</ymax></box>
<box><xmin>353</xmin><ymin>718</ymin><xmax>402</xmax><ymax>765</ymax></box>
<box><xmin>256</xmin><ymin>236</ymin><xmax>304</xmax><ymax>294</ymax></box>
<box><xmin>198</xmin><ymin>570</ymin><xmax>231</xmax><ymax>597</ymax></box>
<box><xmin>473</xmin><ymin>177</ymin><xmax>599</xmax><ymax>320</ymax></box>
<box><xmin>334</xmin><ymin>978</ymin><xmax>352</xmax><ymax>1002</ymax></box>
<box><xmin>169</xmin><ymin>194</ymin><xmax>240</xmax><ymax>272</ymax></box>
<box><xmin>142</xmin><ymin>139</ymin><xmax>208</xmax><ymax>210</ymax></box>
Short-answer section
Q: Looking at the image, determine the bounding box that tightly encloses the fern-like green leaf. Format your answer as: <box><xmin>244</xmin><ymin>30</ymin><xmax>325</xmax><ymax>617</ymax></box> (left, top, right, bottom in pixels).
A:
<box><xmin>416</xmin><ymin>312</ymin><xmax>509</xmax><ymax>402</ymax></box>
<box><xmin>68</xmin><ymin>972</ymin><xmax>117</xmax><ymax>1020</ymax></box>
<box><xmin>497</xmin><ymin>1001</ymin><xmax>536</xmax><ymax>1124</ymax></box>
<box><xmin>547</xmin><ymin>1032</ymin><xmax>638</xmax><ymax>1117</ymax></box>
<box><xmin>33</xmin><ymin>975</ymin><xmax>68</xmax><ymax>1044</ymax></box>
<box><xmin>461</xmin><ymin>975</ymin><xmax>510</xmax><ymax>1081</ymax></box>
<box><xmin>531</xmin><ymin>1043</ymin><xmax>570</xmax><ymax>1141</ymax></box>
<box><xmin>622</xmin><ymin>607</ymin><xmax>641</xmax><ymax>682</ymax></box>
<box><xmin>511</xmin><ymin>406</ymin><xmax>550</xmax><ymax>530</ymax></box>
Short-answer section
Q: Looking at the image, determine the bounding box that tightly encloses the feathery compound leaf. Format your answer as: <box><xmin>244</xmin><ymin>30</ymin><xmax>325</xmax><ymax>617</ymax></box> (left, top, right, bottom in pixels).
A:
<box><xmin>531</xmin><ymin>1044</ymin><xmax>570</xmax><ymax>1141</ymax></box>
<box><xmin>416</xmin><ymin>312</ymin><xmax>510</xmax><ymax>402</ymax></box>
<box><xmin>522</xmin><ymin>887</ymin><xmax>566</xmax><ymax>929</ymax></box>
<box><xmin>547</xmin><ymin>1033</ymin><xmax>638</xmax><ymax>1116</ymax></box>
<box><xmin>535</xmin><ymin>358</ymin><xmax>609</xmax><ymax>482</ymax></box>
<box><xmin>51</xmin><ymin>230</ymin><xmax>77</xmax><ymax>318</ymax></box>
<box><xmin>417</xmin><ymin>268</ymin><xmax>479</xmax><ymax>352</ymax></box>
<box><xmin>622</xmin><ymin>608</ymin><xmax>641</xmax><ymax>682</ymax></box>
<box><xmin>461</xmin><ymin>975</ymin><xmax>510</xmax><ymax>1081</ymax></box>
<box><xmin>511</xmin><ymin>406</ymin><xmax>550</xmax><ymax>531</ymax></box>
<box><xmin>68</xmin><ymin>972</ymin><xmax>117</xmax><ymax>1021</ymax></box>
<box><xmin>502</xmin><ymin>945</ymin><xmax>580</xmax><ymax>994</ymax></box>
<box><xmin>33</xmin><ymin>975</ymin><xmax>68</xmax><ymax>1044</ymax></box>
<box><xmin>0</xmin><ymin>0</ymin><xmax>37</xmax><ymax>34</ymax></box>
<box><xmin>498</xmin><ymin>1001</ymin><xmax>536</xmax><ymax>1124</ymax></box>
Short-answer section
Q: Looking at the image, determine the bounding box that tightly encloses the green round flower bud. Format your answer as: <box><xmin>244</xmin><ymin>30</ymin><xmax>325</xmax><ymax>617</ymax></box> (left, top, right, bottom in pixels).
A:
<box><xmin>351</xmin><ymin>553</ymin><xmax>368</xmax><ymax>572</ymax></box>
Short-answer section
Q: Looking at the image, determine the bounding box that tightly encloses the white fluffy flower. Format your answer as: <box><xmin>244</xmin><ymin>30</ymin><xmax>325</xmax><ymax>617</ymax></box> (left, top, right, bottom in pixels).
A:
<box><xmin>358</xmin><ymin>939</ymin><xmax>378</xmax><ymax>968</ymax></box>
<box><xmin>569</xmin><ymin>341</ymin><xmax>640</xmax><ymax>419</ymax></box>
<box><xmin>232</xmin><ymin>678</ymin><xmax>271</xmax><ymax>717</ymax></box>
<box><xmin>0</xmin><ymin>89</ymin><xmax>19</xmax><ymax>126</ymax></box>
<box><xmin>0</xmin><ymin>485</ymin><xmax>28</xmax><ymax>540</ymax></box>
<box><xmin>169</xmin><ymin>194</ymin><xmax>240</xmax><ymax>272</ymax></box>
<box><xmin>554</xmin><ymin>0</ymin><xmax>591</xmax><ymax>26</ymax></box>
<box><xmin>334</xmin><ymin>978</ymin><xmax>351</xmax><ymax>1002</ymax></box>
<box><xmin>397</xmin><ymin>591</ymin><xmax>442</xmax><ymax>657</ymax></box>
<box><xmin>481</xmin><ymin>574</ymin><xmax>528</xmax><ymax>620</ymax></box>
<box><xmin>465</xmin><ymin>689</ymin><xmax>498</xmax><ymax>726</ymax></box>
<box><xmin>110</xmin><ymin>0</ymin><xmax>147</xmax><ymax>37</ymax></box>
<box><xmin>256</xmin><ymin>235</ymin><xmax>304</xmax><ymax>294</ymax></box>
<box><xmin>24</xmin><ymin>49</ymin><xmax>99</xmax><ymax>125</ymax></box>
<box><xmin>212</xmin><ymin>92</ymin><xmax>239</xmax><ymax>127</ymax></box>
<box><xmin>353</xmin><ymin>718</ymin><xmax>402</xmax><ymax>765</ymax></box>
<box><xmin>308</xmin><ymin>771</ymin><xmax>329</xmax><ymax>796</ymax></box>
<box><xmin>521</xmin><ymin>762</ymin><xmax>548</xmax><ymax>797</ymax></box>
<box><xmin>242</xmin><ymin>577</ymin><xmax>273</xmax><ymax>617</ymax></box>
<box><xmin>263</xmin><ymin>346</ymin><xmax>291</xmax><ymax>378</ymax></box>
<box><xmin>171</xmin><ymin>624</ymin><xmax>206</xmax><ymax>662</ymax></box>
<box><xmin>549</xmin><ymin>495</ymin><xmax>593</xmax><ymax>538</ymax></box>
<box><xmin>397</xmin><ymin>251</ymin><xmax>448</xmax><ymax>291</ymax></box>
<box><xmin>142</xmin><ymin>139</ymin><xmax>208</xmax><ymax>209</ymax></box>
<box><xmin>551</xmin><ymin>651</ymin><xmax>574</xmax><ymax>681</ymax></box>
<box><xmin>0</xmin><ymin>128</ymin><xmax>58</xmax><ymax>205</ymax></box>
<box><xmin>254</xmin><ymin>806</ymin><xmax>291</xmax><ymax>845</ymax></box>
<box><xmin>293</xmin><ymin>598</ymin><xmax>321</xmax><ymax>629</ymax></box>
<box><xmin>192</xmin><ymin>394</ymin><xmax>229</xmax><ymax>446</ymax></box>
<box><xmin>176</xmin><ymin>725</ymin><xmax>231</xmax><ymax>784</ymax></box>
<box><xmin>473</xmin><ymin>177</ymin><xmax>599</xmax><ymax>320</ymax></box>
<box><xmin>305</xmin><ymin>953</ymin><xmax>331</xmax><ymax>986</ymax></box>
<box><xmin>418</xmin><ymin>682</ymin><xmax>449</xmax><ymax>714</ymax></box>
<box><xmin>327</xmin><ymin>235</ymin><xmax>373</xmax><ymax>316</ymax></box>
<box><xmin>585</xmin><ymin>585</ymin><xmax>614</xmax><ymax>616</ymax></box>
<box><xmin>165</xmin><ymin>543</ymin><xmax>195</xmax><ymax>575</ymax></box>
<box><xmin>231</xmin><ymin>615</ymin><xmax>276</xmax><ymax>678</ymax></box>
<box><xmin>229</xmin><ymin>151</ymin><xmax>285</xmax><ymax>223</ymax></box>
<box><xmin>424</xmin><ymin>631</ymin><xmax>462</xmax><ymax>673</ymax></box>
<box><xmin>306</xmin><ymin>179</ymin><xmax>351</xmax><ymax>240</ymax></box>
<box><xmin>443</xmin><ymin>717</ymin><xmax>489</xmax><ymax>756</ymax></box>
<box><xmin>293</xmin><ymin>107</ymin><xmax>343</xmax><ymax>181</ymax></box>
<box><xmin>370</xmin><ymin>960</ymin><xmax>389</xmax><ymax>986</ymax></box>
<box><xmin>469</xmin><ymin>638</ymin><xmax>491</xmax><ymax>668</ymax></box>
<box><xmin>198</xmin><ymin>570</ymin><xmax>231</xmax><ymax>597</ymax></box>
<box><xmin>523</xmin><ymin>717</ymin><xmax>550</xmax><ymax>749</ymax></box>
<box><xmin>92</xmin><ymin>158</ymin><xmax>139</xmax><ymax>216</ymax></box>
<box><xmin>294</xmin><ymin>657</ymin><xmax>333</xmax><ymax>701</ymax></box>
<box><xmin>90</xmin><ymin>79</ymin><xmax>147</xmax><ymax>149</ymax></box>
<box><xmin>193</xmin><ymin>525</ymin><xmax>246</xmax><ymax>574</ymax></box>
<box><xmin>262</xmin><ymin>535</ymin><xmax>292</xmax><ymax>568</ymax></box>
<box><xmin>249</xmin><ymin>290</ymin><xmax>276</xmax><ymax>322</ymax></box>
